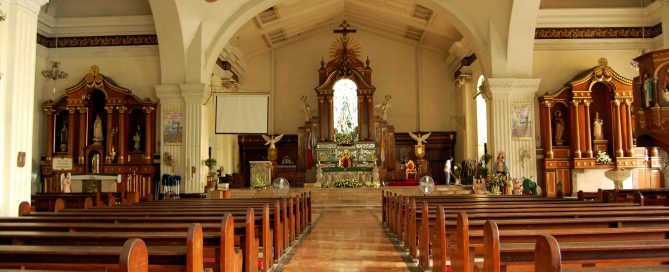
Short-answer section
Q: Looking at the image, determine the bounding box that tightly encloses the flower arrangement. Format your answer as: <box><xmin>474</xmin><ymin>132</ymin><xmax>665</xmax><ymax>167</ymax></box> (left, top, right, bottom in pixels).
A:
<box><xmin>595</xmin><ymin>150</ymin><xmax>612</xmax><ymax>164</ymax></box>
<box><xmin>334</xmin><ymin>127</ymin><xmax>358</xmax><ymax>146</ymax></box>
<box><xmin>334</xmin><ymin>178</ymin><xmax>362</xmax><ymax>188</ymax></box>
<box><xmin>486</xmin><ymin>173</ymin><xmax>507</xmax><ymax>194</ymax></box>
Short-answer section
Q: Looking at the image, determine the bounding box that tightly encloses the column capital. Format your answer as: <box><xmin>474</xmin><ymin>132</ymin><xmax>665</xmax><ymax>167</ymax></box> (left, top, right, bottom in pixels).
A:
<box><xmin>67</xmin><ymin>107</ymin><xmax>77</xmax><ymax>114</ymax></box>
<box><xmin>583</xmin><ymin>100</ymin><xmax>592</xmax><ymax>107</ymax></box>
<box><xmin>571</xmin><ymin>100</ymin><xmax>580</xmax><ymax>107</ymax></box>
<box><xmin>487</xmin><ymin>78</ymin><xmax>541</xmax><ymax>98</ymax></box>
<box><xmin>180</xmin><ymin>83</ymin><xmax>207</xmax><ymax>104</ymax></box>
<box><xmin>624</xmin><ymin>99</ymin><xmax>632</xmax><ymax>106</ymax></box>
<box><xmin>613</xmin><ymin>99</ymin><xmax>621</xmax><ymax>106</ymax></box>
<box><xmin>6</xmin><ymin>0</ymin><xmax>48</xmax><ymax>13</ymax></box>
<box><xmin>104</xmin><ymin>106</ymin><xmax>115</xmax><ymax>113</ymax></box>
<box><xmin>143</xmin><ymin>106</ymin><xmax>155</xmax><ymax>114</ymax></box>
<box><xmin>117</xmin><ymin>106</ymin><xmax>127</xmax><ymax>113</ymax></box>
<box><xmin>155</xmin><ymin>84</ymin><xmax>182</xmax><ymax>101</ymax></box>
<box><xmin>542</xmin><ymin>100</ymin><xmax>553</xmax><ymax>108</ymax></box>
<box><xmin>43</xmin><ymin>108</ymin><xmax>55</xmax><ymax>115</ymax></box>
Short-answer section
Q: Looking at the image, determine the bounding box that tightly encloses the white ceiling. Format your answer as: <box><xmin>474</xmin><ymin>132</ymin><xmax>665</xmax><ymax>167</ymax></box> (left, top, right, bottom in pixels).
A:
<box><xmin>540</xmin><ymin>0</ymin><xmax>655</xmax><ymax>9</ymax></box>
<box><xmin>232</xmin><ymin>0</ymin><xmax>462</xmax><ymax>58</ymax></box>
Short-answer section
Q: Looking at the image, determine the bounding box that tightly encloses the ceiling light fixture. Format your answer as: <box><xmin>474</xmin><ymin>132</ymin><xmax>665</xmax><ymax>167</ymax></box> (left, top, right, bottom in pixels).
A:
<box><xmin>0</xmin><ymin>2</ymin><xmax>6</xmax><ymax>22</ymax></box>
<box><xmin>41</xmin><ymin>37</ymin><xmax>69</xmax><ymax>92</ymax></box>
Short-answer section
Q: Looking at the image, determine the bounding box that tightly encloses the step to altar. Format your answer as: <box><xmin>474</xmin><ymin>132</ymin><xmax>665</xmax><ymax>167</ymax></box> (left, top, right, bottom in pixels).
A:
<box><xmin>227</xmin><ymin>185</ymin><xmax>473</xmax><ymax>208</ymax></box>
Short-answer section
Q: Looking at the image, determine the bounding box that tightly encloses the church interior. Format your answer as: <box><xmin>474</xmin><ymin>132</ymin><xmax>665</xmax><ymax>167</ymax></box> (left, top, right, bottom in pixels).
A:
<box><xmin>1</xmin><ymin>0</ymin><xmax>669</xmax><ymax>271</ymax></box>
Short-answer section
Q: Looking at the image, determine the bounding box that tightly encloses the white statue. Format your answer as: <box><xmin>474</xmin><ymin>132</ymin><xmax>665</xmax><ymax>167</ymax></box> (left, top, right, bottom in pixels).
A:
<box><xmin>444</xmin><ymin>157</ymin><xmax>453</xmax><ymax>185</ymax></box>
<box><xmin>93</xmin><ymin>114</ymin><xmax>104</xmax><ymax>143</ymax></box>
<box><xmin>61</xmin><ymin>172</ymin><xmax>72</xmax><ymax>193</ymax></box>
<box><xmin>593</xmin><ymin>112</ymin><xmax>604</xmax><ymax>140</ymax></box>
<box><xmin>300</xmin><ymin>96</ymin><xmax>311</xmax><ymax>123</ymax></box>
<box><xmin>374</xmin><ymin>95</ymin><xmax>392</xmax><ymax>121</ymax></box>
<box><xmin>473</xmin><ymin>178</ymin><xmax>485</xmax><ymax>195</ymax></box>
<box><xmin>512</xmin><ymin>179</ymin><xmax>523</xmax><ymax>195</ymax></box>
<box><xmin>262</xmin><ymin>134</ymin><xmax>284</xmax><ymax>149</ymax></box>
<box><xmin>408</xmin><ymin>131</ymin><xmax>432</xmax><ymax>146</ymax></box>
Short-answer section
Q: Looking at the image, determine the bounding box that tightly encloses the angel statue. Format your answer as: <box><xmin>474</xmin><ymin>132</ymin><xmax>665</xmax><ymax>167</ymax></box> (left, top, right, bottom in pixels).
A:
<box><xmin>262</xmin><ymin>134</ymin><xmax>284</xmax><ymax>149</ymax></box>
<box><xmin>374</xmin><ymin>94</ymin><xmax>392</xmax><ymax>121</ymax></box>
<box><xmin>408</xmin><ymin>131</ymin><xmax>432</xmax><ymax>146</ymax></box>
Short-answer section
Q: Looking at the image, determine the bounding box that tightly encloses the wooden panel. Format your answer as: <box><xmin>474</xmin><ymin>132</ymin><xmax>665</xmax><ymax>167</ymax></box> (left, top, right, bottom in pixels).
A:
<box><xmin>544</xmin><ymin>160</ymin><xmax>570</xmax><ymax>169</ymax></box>
<box><xmin>238</xmin><ymin>134</ymin><xmax>298</xmax><ymax>187</ymax></box>
<box><xmin>552</xmin><ymin>148</ymin><xmax>571</xmax><ymax>158</ymax></box>
<box><xmin>556</xmin><ymin>168</ymin><xmax>572</xmax><ymax>196</ymax></box>
<box><xmin>393</xmin><ymin>131</ymin><xmax>456</xmax><ymax>184</ymax></box>
<box><xmin>545</xmin><ymin>171</ymin><xmax>557</xmax><ymax>196</ymax></box>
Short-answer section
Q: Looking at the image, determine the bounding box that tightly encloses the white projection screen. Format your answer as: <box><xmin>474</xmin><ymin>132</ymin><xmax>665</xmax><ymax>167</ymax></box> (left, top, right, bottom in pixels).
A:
<box><xmin>215</xmin><ymin>94</ymin><xmax>269</xmax><ymax>134</ymax></box>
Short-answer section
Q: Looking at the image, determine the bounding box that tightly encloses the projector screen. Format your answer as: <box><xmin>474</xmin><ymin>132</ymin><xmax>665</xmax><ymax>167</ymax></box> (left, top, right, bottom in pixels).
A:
<box><xmin>215</xmin><ymin>94</ymin><xmax>269</xmax><ymax>134</ymax></box>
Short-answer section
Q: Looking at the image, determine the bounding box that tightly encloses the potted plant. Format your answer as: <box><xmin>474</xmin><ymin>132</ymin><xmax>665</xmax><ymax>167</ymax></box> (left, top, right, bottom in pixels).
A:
<box><xmin>202</xmin><ymin>158</ymin><xmax>217</xmax><ymax>176</ymax></box>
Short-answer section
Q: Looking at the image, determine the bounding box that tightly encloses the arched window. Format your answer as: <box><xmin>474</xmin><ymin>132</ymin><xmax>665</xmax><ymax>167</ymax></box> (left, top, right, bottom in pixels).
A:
<box><xmin>476</xmin><ymin>75</ymin><xmax>488</xmax><ymax>157</ymax></box>
<box><xmin>332</xmin><ymin>79</ymin><xmax>358</xmax><ymax>134</ymax></box>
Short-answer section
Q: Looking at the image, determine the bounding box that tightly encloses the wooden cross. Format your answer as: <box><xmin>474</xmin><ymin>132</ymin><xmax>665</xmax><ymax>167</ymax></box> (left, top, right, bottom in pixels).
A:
<box><xmin>333</xmin><ymin>20</ymin><xmax>356</xmax><ymax>36</ymax></box>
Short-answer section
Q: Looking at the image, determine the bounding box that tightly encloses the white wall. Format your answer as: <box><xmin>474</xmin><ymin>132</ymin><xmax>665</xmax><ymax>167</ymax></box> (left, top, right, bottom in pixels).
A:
<box><xmin>239</xmin><ymin>29</ymin><xmax>456</xmax><ymax>135</ymax></box>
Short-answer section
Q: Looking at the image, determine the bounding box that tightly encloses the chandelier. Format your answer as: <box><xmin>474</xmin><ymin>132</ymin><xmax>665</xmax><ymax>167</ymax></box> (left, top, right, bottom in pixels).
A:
<box><xmin>41</xmin><ymin>61</ymin><xmax>68</xmax><ymax>81</ymax></box>
<box><xmin>41</xmin><ymin>37</ymin><xmax>68</xmax><ymax>92</ymax></box>
<box><xmin>0</xmin><ymin>2</ymin><xmax>6</xmax><ymax>22</ymax></box>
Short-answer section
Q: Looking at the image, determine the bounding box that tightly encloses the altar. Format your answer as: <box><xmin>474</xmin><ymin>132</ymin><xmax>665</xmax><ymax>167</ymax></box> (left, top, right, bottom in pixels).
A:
<box><xmin>315</xmin><ymin>142</ymin><xmax>380</xmax><ymax>187</ymax></box>
<box><xmin>69</xmin><ymin>174</ymin><xmax>120</xmax><ymax>193</ymax></box>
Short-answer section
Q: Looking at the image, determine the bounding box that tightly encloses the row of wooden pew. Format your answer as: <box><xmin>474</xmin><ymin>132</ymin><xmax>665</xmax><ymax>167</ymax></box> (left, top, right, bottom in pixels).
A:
<box><xmin>578</xmin><ymin>188</ymin><xmax>669</xmax><ymax>206</ymax></box>
<box><xmin>0</xmin><ymin>191</ymin><xmax>311</xmax><ymax>272</ymax></box>
<box><xmin>382</xmin><ymin>189</ymin><xmax>669</xmax><ymax>272</ymax></box>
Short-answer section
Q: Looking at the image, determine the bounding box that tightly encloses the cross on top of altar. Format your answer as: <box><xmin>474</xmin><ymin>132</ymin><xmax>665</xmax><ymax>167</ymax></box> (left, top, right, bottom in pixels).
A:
<box><xmin>333</xmin><ymin>20</ymin><xmax>356</xmax><ymax>36</ymax></box>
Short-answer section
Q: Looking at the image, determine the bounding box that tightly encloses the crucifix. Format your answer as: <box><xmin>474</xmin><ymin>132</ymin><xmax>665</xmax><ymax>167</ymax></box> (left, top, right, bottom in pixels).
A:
<box><xmin>333</xmin><ymin>20</ymin><xmax>356</xmax><ymax>36</ymax></box>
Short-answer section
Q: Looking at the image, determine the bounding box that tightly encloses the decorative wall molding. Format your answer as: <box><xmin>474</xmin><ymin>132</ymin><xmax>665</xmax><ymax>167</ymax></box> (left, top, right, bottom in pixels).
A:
<box><xmin>537</xmin><ymin>2</ymin><xmax>663</xmax><ymax>28</ymax></box>
<box><xmin>37</xmin><ymin>34</ymin><xmax>158</xmax><ymax>48</ymax></box>
<box><xmin>535</xmin><ymin>24</ymin><xmax>662</xmax><ymax>40</ymax></box>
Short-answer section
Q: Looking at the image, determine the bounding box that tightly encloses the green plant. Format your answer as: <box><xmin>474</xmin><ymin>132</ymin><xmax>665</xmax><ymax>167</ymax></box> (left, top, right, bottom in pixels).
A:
<box><xmin>202</xmin><ymin>158</ymin><xmax>217</xmax><ymax>176</ymax></box>
<box><xmin>595</xmin><ymin>150</ymin><xmax>612</xmax><ymax>164</ymax></box>
<box><xmin>486</xmin><ymin>173</ymin><xmax>507</xmax><ymax>193</ymax></box>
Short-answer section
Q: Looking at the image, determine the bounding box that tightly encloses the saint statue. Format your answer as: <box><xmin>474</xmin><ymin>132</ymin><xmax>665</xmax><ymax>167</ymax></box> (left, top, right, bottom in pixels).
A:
<box><xmin>492</xmin><ymin>151</ymin><xmax>510</xmax><ymax>177</ymax></box>
<box><xmin>643</xmin><ymin>74</ymin><xmax>655</xmax><ymax>108</ymax></box>
<box><xmin>663</xmin><ymin>76</ymin><xmax>669</xmax><ymax>104</ymax></box>
<box><xmin>61</xmin><ymin>172</ymin><xmax>72</xmax><ymax>193</ymax></box>
<box><xmin>593</xmin><ymin>112</ymin><xmax>604</xmax><ymax>140</ymax></box>
<box><xmin>444</xmin><ymin>157</ymin><xmax>453</xmax><ymax>185</ymax></box>
<box><xmin>91</xmin><ymin>154</ymin><xmax>100</xmax><ymax>174</ymax></box>
<box><xmin>93</xmin><ymin>114</ymin><xmax>104</xmax><ymax>143</ymax></box>
<box><xmin>60</xmin><ymin>121</ymin><xmax>68</xmax><ymax>152</ymax></box>
<box><xmin>553</xmin><ymin>109</ymin><xmax>565</xmax><ymax>145</ymax></box>
<box><xmin>133</xmin><ymin>125</ymin><xmax>141</xmax><ymax>151</ymax></box>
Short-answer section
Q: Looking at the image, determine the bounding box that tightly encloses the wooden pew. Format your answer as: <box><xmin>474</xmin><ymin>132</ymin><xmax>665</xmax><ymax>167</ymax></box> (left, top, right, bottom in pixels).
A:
<box><xmin>14</xmin><ymin>203</ymin><xmax>256</xmax><ymax>272</ymax></box>
<box><xmin>0</xmin><ymin>238</ymin><xmax>148</xmax><ymax>271</ymax></box>
<box><xmin>477</xmin><ymin>219</ymin><xmax>669</xmax><ymax>272</ymax></box>
<box><xmin>535</xmin><ymin>235</ymin><xmax>669</xmax><ymax>272</ymax></box>
<box><xmin>47</xmin><ymin>201</ymin><xmax>285</xmax><ymax>269</ymax></box>
<box><xmin>0</xmin><ymin>217</ymin><xmax>240</xmax><ymax>272</ymax></box>
<box><xmin>416</xmin><ymin>199</ymin><xmax>669</xmax><ymax>271</ymax></box>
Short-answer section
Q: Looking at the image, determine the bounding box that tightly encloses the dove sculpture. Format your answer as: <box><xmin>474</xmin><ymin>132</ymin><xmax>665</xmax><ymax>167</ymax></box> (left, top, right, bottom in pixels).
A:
<box><xmin>262</xmin><ymin>134</ymin><xmax>284</xmax><ymax>149</ymax></box>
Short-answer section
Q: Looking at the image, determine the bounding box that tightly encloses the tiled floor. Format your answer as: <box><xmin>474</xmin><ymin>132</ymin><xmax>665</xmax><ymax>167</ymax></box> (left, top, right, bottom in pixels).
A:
<box><xmin>278</xmin><ymin>209</ymin><xmax>418</xmax><ymax>272</ymax></box>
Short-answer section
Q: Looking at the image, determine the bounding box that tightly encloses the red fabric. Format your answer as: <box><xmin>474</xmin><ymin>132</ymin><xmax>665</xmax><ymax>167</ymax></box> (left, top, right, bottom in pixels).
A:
<box><xmin>389</xmin><ymin>179</ymin><xmax>418</xmax><ymax>186</ymax></box>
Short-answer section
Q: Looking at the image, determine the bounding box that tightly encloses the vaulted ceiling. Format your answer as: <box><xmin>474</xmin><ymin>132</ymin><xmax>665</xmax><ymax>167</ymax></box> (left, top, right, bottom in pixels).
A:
<box><xmin>232</xmin><ymin>0</ymin><xmax>462</xmax><ymax>58</ymax></box>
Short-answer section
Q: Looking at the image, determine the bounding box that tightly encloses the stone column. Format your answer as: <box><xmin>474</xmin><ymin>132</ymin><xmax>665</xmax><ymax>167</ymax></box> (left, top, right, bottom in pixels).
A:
<box><xmin>366</xmin><ymin>95</ymin><xmax>374</xmax><ymax>140</ymax></box>
<box><xmin>488</xmin><ymin>78</ymin><xmax>541</xmax><ymax>180</ymax></box>
<box><xmin>0</xmin><ymin>0</ymin><xmax>49</xmax><ymax>217</ymax></box>
<box><xmin>625</xmin><ymin>99</ymin><xmax>634</xmax><ymax>157</ymax></box>
<box><xmin>143</xmin><ymin>106</ymin><xmax>154</xmax><ymax>163</ymax></box>
<box><xmin>181</xmin><ymin>84</ymin><xmax>207</xmax><ymax>193</ymax></box>
<box><xmin>583</xmin><ymin>100</ymin><xmax>593</xmax><ymax>158</ymax></box>
<box><xmin>44</xmin><ymin>108</ymin><xmax>55</xmax><ymax>161</ymax></box>
<box><xmin>104</xmin><ymin>106</ymin><xmax>114</xmax><ymax>163</ymax></box>
<box><xmin>613</xmin><ymin>99</ymin><xmax>624</xmax><ymax>158</ymax></box>
<box><xmin>328</xmin><ymin>96</ymin><xmax>334</xmax><ymax>141</ymax></box>
<box><xmin>156</xmin><ymin>85</ymin><xmax>184</xmax><ymax>178</ymax></box>
<box><xmin>117</xmin><ymin>106</ymin><xmax>127</xmax><ymax>164</ymax></box>
<box><xmin>77</xmin><ymin>107</ymin><xmax>87</xmax><ymax>164</ymax></box>
<box><xmin>357</xmin><ymin>95</ymin><xmax>364</xmax><ymax>141</ymax></box>
<box><xmin>66</xmin><ymin>107</ymin><xmax>76</xmax><ymax>159</ymax></box>
<box><xmin>542</xmin><ymin>102</ymin><xmax>553</xmax><ymax>159</ymax></box>
<box><xmin>571</xmin><ymin>100</ymin><xmax>581</xmax><ymax>158</ymax></box>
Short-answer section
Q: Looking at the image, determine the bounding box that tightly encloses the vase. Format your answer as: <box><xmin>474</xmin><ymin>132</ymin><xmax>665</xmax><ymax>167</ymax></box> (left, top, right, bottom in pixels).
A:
<box><xmin>490</xmin><ymin>185</ymin><xmax>501</xmax><ymax>195</ymax></box>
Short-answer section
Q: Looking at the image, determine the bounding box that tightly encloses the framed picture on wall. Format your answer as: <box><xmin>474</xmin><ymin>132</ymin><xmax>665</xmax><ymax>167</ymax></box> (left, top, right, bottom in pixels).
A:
<box><xmin>511</xmin><ymin>103</ymin><xmax>532</xmax><ymax>139</ymax></box>
<box><xmin>163</xmin><ymin>111</ymin><xmax>183</xmax><ymax>145</ymax></box>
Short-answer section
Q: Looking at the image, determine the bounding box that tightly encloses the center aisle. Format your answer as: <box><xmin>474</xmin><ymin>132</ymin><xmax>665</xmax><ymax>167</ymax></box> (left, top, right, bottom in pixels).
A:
<box><xmin>278</xmin><ymin>209</ymin><xmax>417</xmax><ymax>272</ymax></box>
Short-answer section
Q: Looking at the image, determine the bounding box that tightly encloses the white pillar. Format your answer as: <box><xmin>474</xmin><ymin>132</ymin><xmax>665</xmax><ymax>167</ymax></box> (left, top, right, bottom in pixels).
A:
<box><xmin>0</xmin><ymin>0</ymin><xmax>48</xmax><ymax>217</ymax></box>
<box><xmin>180</xmin><ymin>84</ymin><xmax>207</xmax><ymax>193</ymax></box>
<box><xmin>488</xmin><ymin>78</ymin><xmax>541</xmax><ymax>180</ymax></box>
<box><xmin>155</xmin><ymin>85</ymin><xmax>184</xmax><ymax>180</ymax></box>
